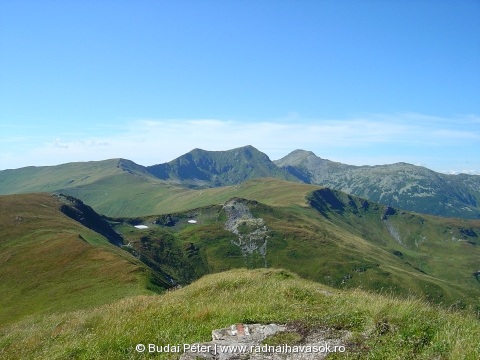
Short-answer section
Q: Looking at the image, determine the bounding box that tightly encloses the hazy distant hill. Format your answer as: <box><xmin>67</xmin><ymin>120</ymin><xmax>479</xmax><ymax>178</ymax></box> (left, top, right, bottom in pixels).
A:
<box><xmin>0</xmin><ymin>158</ymin><xmax>157</xmax><ymax>194</ymax></box>
<box><xmin>146</xmin><ymin>145</ymin><xmax>297</xmax><ymax>187</ymax></box>
<box><xmin>275</xmin><ymin>149</ymin><xmax>480</xmax><ymax>219</ymax></box>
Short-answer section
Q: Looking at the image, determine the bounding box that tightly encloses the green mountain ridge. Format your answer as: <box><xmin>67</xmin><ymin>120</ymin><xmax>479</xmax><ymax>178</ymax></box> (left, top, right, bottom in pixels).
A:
<box><xmin>3</xmin><ymin>178</ymin><xmax>479</xmax><ymax>322</ymax></box>
<box><xmin>0</xmin><ymin>145</ymin><xmax>479</xmax><ymax>219</ymax></box>
<box><xmin>0</xmin><ymin>158</ymin><xmax>155</xmax><ymax>194</ymax></box>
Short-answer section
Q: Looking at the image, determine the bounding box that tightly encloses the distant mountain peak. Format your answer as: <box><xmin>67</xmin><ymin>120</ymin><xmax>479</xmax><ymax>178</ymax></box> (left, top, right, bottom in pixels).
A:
<box><xmin>274</xmin><ymin>149</ymin><xmax>328</xmax><ymax>168</ymax></box>
<box><xmin>145</xmin><ymin>145</ymin><xmax>297</xmax><ymax>187</ymax></box>
<box><xmin>288</xmin><ymin>149</ymin><xmax>317</xmax><ymax>157</ymax></box>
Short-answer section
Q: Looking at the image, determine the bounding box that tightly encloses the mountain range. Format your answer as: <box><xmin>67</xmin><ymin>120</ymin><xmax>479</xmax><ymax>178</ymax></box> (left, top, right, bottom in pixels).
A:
<box><xmin>1</xmin><ymin>145</ymin><xmax>479</xmax><ymax>218</ymax></box>
<box><xmin>1</xmin><ymin>145</ymin><xmax>480</xmax><ymax>358</ymax></box>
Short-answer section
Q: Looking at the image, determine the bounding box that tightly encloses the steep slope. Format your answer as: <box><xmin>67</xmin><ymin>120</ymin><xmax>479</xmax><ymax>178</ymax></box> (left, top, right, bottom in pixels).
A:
<box><xmin>275</xmin><ymin>150</ymin><xmax>480</xmax><ymax>219</ymax></box>
<box><xmin>146</xmin><ymin>145</ymin><xmax>298</xmax><ymax>187</ymax></box>
<box><xmin>0</xmin><ymin>193</ymin><xmax>169</xmax><ymax>324</ymax></box>
<box><xmin>307</xmin><ymin>188</ymin><xmax>480</xmax><ymax>305</ymax></box>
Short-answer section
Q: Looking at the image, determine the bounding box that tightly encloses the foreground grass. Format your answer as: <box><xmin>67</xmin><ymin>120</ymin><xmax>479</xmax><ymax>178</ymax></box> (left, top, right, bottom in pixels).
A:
<box><xmin>1</xmin><ymin>269</ymin><xmax>478</xmax><ymax>359</ymax></box>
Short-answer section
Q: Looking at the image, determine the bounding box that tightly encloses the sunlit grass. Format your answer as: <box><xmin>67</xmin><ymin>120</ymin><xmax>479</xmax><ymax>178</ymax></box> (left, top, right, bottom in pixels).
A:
<box><xmin>1</xmin><ymin>269</ymin><xmax>478</xmax><ymax>359</ymax></box>
<box><xmin>0</xmin><ymin>193</ymin><xmax>160</xmax><ymax>325</ymax></box>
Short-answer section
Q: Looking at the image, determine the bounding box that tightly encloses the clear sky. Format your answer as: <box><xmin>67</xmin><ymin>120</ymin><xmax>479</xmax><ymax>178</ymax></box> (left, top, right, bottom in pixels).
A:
<box><xmin>1</xmin><ymin>0</ymin><xmax>479</xmax><ymax>174</ymax></box>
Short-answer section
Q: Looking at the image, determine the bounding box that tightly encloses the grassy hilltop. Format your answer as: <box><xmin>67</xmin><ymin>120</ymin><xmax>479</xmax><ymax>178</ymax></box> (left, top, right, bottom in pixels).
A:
<box><xmin>1</xmin><ymin>269</ymin><xmax>479</xmax><ymax>359</ymax></box>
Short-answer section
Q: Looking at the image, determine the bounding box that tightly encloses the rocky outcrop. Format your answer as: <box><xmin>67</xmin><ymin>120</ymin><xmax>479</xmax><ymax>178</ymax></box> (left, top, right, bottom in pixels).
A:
<box><xmin>181</xmin><ymin>323</ymin><xmax>349</xmax><ymax>360</ymax></box>
<box><xmin>223</xmin><ymin>199</ymin><xmax>269</xmax><ymax>267</ymax></box>
<box><xmin>383</xmin><ymin>219</ymin><xmax>403</xmax><ymax>246</ymax></box>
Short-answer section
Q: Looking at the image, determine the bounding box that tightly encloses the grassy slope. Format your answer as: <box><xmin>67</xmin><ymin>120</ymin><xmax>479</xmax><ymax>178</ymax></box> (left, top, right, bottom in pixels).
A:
<box><xmin>1</xmin><ymin>269</ymin><xmax>478</xmax><ymax>359</ymax></box>
<box><xmin>0</xmin><ymin>152</ymin><xmax>307</xmax><ymax>218</ymax></box>
<box><xmin>0</xmin><ymin>159</ymin><xmax>126</xmax><ymax>194</ymax></box>
<box><xmin>4</xmin><ymin>174</ymin><xmax>477</xmax><ymax>308</ymax></box>
<box><xmin>63</xmin><ymin>177</ymin><xmax>321</xmax><ymax>217</ymax></box>
<box><xmin>0</xmin><ymin>193</ymin><xmax>166</xmax><ymax>325</ymax></box>
<box><xmin>307</xmin><ymin>189</ymin><xmax>480</xmax><ymax>306</ymax></box>
<box><xmin>1</xmin><ymin>185</ymin><xmax>479</xmax><ymax>358</ymax></box>
<box><xmin>0</xmin><ymin>158</ymin><xmax>173</xmax><ymax>217</ymax></box>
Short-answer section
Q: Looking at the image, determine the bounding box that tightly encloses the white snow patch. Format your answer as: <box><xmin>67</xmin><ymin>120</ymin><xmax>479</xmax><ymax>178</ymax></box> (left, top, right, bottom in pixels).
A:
<box><xmin>134</xmin><ymin>225</ymin><xmax>149</xmax><ymax>229</ymax></box>
<box><xmin>188</xmin><ymin>220</ymin><xmax>197</xmax><ymax>224</ymax></box>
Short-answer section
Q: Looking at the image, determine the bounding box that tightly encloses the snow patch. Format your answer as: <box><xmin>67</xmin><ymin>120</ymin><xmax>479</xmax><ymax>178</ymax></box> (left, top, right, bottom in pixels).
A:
<box><xmin>134</xmin><ymin>225</ymin><xmax>149</xmax><ymax>229</ymax></box>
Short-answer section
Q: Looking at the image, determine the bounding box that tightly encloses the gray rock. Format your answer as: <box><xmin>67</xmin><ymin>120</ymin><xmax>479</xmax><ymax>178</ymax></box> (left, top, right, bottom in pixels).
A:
<box><xmin>180</xmin><ymin>323</ymin><xmax>349</xmax><ymax>360</ymax></box>
<box><xmin>223</xmin><ymin>199</ymin><xmax>270</xmax><ymax>266</ymax></box>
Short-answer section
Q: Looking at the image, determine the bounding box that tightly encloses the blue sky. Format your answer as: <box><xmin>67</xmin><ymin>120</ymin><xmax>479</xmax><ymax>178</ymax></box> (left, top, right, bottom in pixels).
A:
<box><xmin>0</xmin><ymin>0</ymin><xmax>479</xmax><ymax>173</ymax></box>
